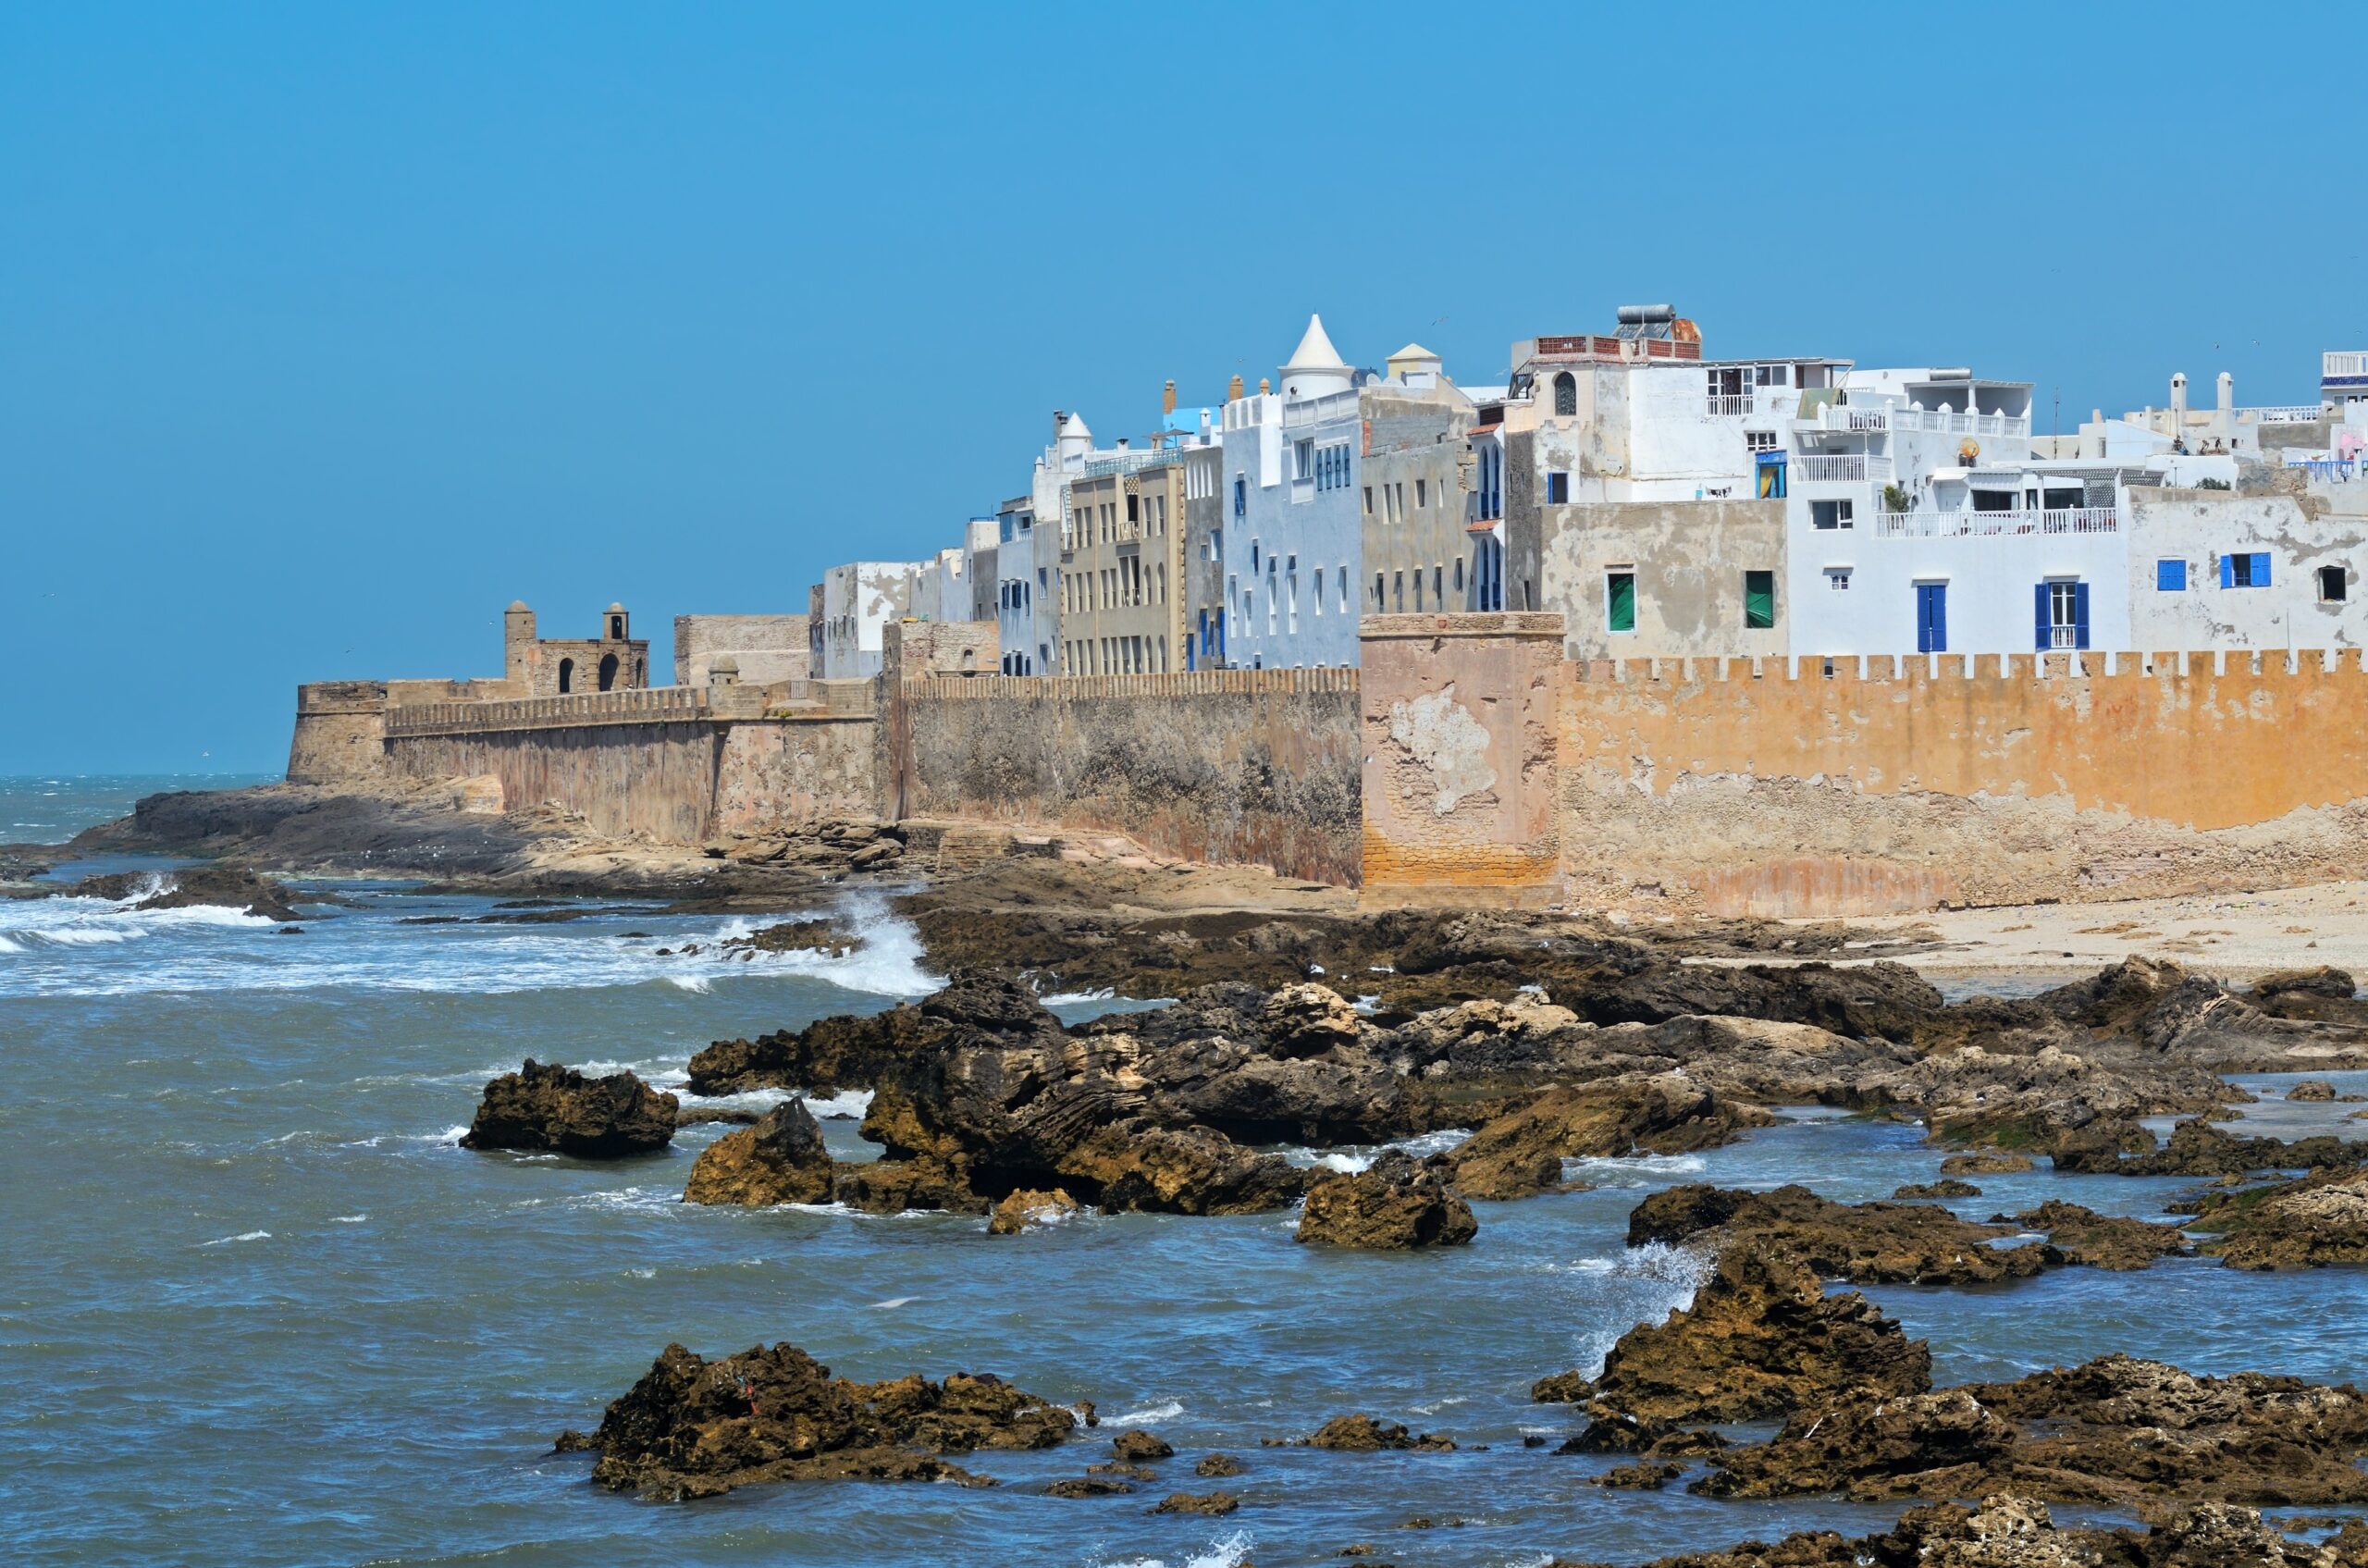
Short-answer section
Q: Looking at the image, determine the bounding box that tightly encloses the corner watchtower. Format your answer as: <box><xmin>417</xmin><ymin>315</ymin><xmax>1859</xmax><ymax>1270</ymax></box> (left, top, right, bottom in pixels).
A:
<box><xmin>504</xmin><ymin>600</ymin><xmax>536</xmax><ymax>685</ymax></box>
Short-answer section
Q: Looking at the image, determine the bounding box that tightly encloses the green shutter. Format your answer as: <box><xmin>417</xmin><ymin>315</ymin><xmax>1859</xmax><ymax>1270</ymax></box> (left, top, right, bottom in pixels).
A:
<box><xmin>1608</xmin><ymin>573</ymin><xmax>1635</xmax><ymax>633</ymax></box>
<box><xmin>1744</xmin><ymin>571</ymin><xmax>1775</xmax><ymax>629</ymax></box>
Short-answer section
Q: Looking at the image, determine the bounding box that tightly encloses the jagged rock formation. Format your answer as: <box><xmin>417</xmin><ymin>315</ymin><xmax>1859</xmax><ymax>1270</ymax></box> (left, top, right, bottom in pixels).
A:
<box><xmin>682</xmin><ymin>1099</ymin><xmax>832</xmax><ymax>1206</ymax></box>
<box><xmin>1444</xmin><ymin>1073</ymin><xmax>1772</xmax><ymax>1200</ymax></box>
<box><xmin>1626</xmin><ymin>1184</ymin><xmax>2046</xmax><ymax>1286</ymax></box>
<box><xmin>1297</xmin><ymin>1151</ymin><xmax>1477</xmax><ymax>1248</ymax></box>
<box><xmin>461</xmin><ymin>1059</ymin><xmax>677</xmax><ymax>1157</ymax></box>
<box><xmin>562</xmin><ymin>1341</ymin><xmax>1075</xmax><ymax>1499</ymax></box>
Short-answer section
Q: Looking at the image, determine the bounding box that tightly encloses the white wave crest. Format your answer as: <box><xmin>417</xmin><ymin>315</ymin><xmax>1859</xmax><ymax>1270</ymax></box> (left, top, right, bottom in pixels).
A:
<box><xmin>201</xmin><ymin>1230</ymin><xmax>271</xmax><ymax>1246</ymax></box>
<box><xmin>1092</xmin><ymin>1533</ymin><xmax>1254</xmax><ymax>1568</ymax></box>
<box><xmin>667</xmin><ymin>973</ymin><xmax>712</xmax><ymax>994</ymax></box>
<box><xmin>1106</xmin><ymin>1400</ymin><xmax>1184</xmax><ymax>1425</ymax></box>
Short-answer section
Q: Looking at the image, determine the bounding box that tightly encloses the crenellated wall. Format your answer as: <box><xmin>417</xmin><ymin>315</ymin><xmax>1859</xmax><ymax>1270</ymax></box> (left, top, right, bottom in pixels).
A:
<box><xmin>1360</xmin><ymin>614</ymin><xmax>2368</xmax><ymax>916</ymax></box>
<box><xmin>1559</xmin><ymin>648</ymin><xmax>2368</xmax><ymax>916</ymax></box>
<box><xmin>896</xmin><ymin>668</ymin><xmax>1363</xmax><ymax>884</ymax></box>
<box><xmin>288</xmin><ymin>683</ymin><xmax>392</xmax><ymax>784</ymax></box>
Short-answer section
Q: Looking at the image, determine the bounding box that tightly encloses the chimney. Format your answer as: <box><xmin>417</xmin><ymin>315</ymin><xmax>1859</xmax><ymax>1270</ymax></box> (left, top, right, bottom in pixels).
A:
<box><xmin>1258</xmin><ymin>377</ymin><xmax>1271</xmax><ymax>395</ymax></box>
<box><xmin>1227</xmin><ymin>373</ymin><xmax>1245</xmax><ymax>401</ymax></box>
<box><xmin>2217</xmin><ymin>371</ymin><xmax>2233</xmax><ymax>412</ymax></box>
<box><xmin>1162</xmin><ymin>379</ymin><xmax>1178</xmax><ymax>415</ymax></box>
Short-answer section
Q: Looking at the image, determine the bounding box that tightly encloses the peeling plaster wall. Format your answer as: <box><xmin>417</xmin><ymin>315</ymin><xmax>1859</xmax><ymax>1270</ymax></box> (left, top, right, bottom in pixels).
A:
<box><xmin>1361</xmin><ymin>613</ymin><xmax>1564</xmax><ymax>906</ymax></box>
<box><xmin>2127</xmin><ymin>488</ymin><xmax>2368</xmax><ymax>650</ymax></box>
<box><xmin>899</xmin><ymin>669</ymin><xmax>1361</xmax><ymax>884</ymax></box>
<box><xmin>1559</xmin><ymin>649</ymin><xmax>2368</xmax><ymax>917</ymax></box>
<box><xmin>1538</xmin><ymin>499</ymin><xmax>1788</xmax><ymax>661</ymax></box>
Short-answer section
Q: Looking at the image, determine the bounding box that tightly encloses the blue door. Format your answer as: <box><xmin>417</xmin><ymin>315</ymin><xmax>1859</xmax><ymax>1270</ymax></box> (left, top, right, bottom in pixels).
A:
<box><xmin>1916</xmin><ymin>583</ymin><xmax>1947</xmax><ymax>652</ymax></box>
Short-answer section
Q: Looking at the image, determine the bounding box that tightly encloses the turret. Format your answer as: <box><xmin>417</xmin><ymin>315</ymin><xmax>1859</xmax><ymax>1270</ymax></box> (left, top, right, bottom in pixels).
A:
<box><xmin>1279</xmin><ymin>313</ymin><xmax>1352</xmax><ymax>401</ymax></box>
<box><xmin>604</xmin><ymin>602</ymin><xmax>629</xmax><ymax>641</ymax></box>
<box><xmin>503</xmin><ymin>600</ymin><xmax>536</xmax><ymax>685</ymax></box>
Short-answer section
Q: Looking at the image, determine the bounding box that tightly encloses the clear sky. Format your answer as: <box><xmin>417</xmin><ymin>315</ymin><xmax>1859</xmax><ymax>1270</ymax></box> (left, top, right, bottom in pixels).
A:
<box><xmin>3</xmin><ymin>3</ymin><xmax>2358</xmax><ymax>773</ymax></box>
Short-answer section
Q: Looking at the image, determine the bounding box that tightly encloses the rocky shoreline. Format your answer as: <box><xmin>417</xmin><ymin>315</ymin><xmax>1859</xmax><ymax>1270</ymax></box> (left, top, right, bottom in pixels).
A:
<box><xmin>23</xmin><ymin>780</ymin><xmax>2368</xmax><ymax>1562</ymax></box>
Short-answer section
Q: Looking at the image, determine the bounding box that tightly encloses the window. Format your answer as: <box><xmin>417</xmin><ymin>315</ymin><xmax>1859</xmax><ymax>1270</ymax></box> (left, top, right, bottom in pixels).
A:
<box><xmin>1810</xmin><ymin>499</ymin><xmax>1854</xmax><ymax>530</ymax></box>
<box><xmin>1546</xmin><ymin>471</ymin><xmax>1570</xmax><ymax>504</ymax></box>
<box><xmin>1607</xmin><ymin>571</ymin><xmax>1635</xmax><ymax>633</ymax></box>
<box><xmin>1338</xmin><ymin>565</ymin><xmax>1348</xmax><ymax>607</ymax></box>
<box><xmin>1363</xmin><ymin>485</ymin><xmax>1374</xmax><ymax>516</ymax></box>
<box><xmin>1826</xmin><ymin>568</ymin><xmax>1852</xmax><ymax>591</ymax></box>
<box><xmin>1127</xmin><ymin>493</ymin><xmax>1140</xmax><ymax>524</ymax></box>
<box><xmin>1453</xmin><ymin>558</ymin><xmax>1464</xmax><ymax>592</ymax></box>
<box><xmin>1433</xmin><ymin>564</ymin><xmax>1443</xmax><ymax>605</ymax></box>
<box><xmin>1744</xmin><ymin>570</ymin><xmax>1775</xmax><ymax>629</ymax></box>
<box><xmin>1553</xmin><ymin>370</ymin><xmax>1577</xmax><ymax>417</ymax></box>
<box><xmin>1744</xmin><ymin>430</ymin><xmax>1777</xmax><ymax>453</ymax></box>
<box><xmin>1374</xmin><ymin>572</ymin><xmax>1385</xmax><ymax>608</ymax></box>
<box><xmin>1413</xmin><ymin>569</ymin><xmax>1424</xmax><ymax>611</ymax></box>
<box><xmin>1415</xmin><ymin>478</ymin><xmax>1427</xmax><ymax>509</ymax></box>
<box><xmin>1392</xmin><ymin>570</ymin><xmax>1404</xmax><ymax>611</ymax></box>
<box><xmin>2157</xmin><ymin>559</ymin><xmax>2188</xmax><ymax>592</ymax></box>
<box><xmin>1233</xmin><ymin>476</ymin><xmax>1246</xmax><ymax>517</ymax></box>
<box><xmin>2036</xmin><ymin>580</ymin><xmax>2090</xmax><ymax>649</ymax></box>
<box><xmin>1916</xmin><ymin>582</ymin><xmax>1948</xmax><ymax>653</ymax></box>
<box><xmin>2222</xmin><ymin>551</ymin><xmax>2271</xmax><ymax>588</ymax></box>
<box><xmin>2323</xmin><ymin>565</ymin><xmax>2349</xmax><ymax>603</ymax></box>
<box><xmin>1295</xmin><ymin>438</ymin><xmax>1314</xmax><ymax>479</ymax></box>
<box><xmin>1314</xmin><ymin>569</ymin><xmax>1325</xmax><ymax>615</ymax></box>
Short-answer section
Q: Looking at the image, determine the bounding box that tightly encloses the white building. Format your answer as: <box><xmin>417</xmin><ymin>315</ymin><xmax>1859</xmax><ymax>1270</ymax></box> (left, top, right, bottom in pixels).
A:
<box><xmin>809</xmin><ymin>560</ymin><xmax>929</xmax><ymax>679</ymax></box>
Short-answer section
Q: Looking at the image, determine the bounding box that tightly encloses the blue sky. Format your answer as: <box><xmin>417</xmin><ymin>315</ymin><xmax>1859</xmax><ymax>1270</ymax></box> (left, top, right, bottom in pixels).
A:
<box><xmin>3</xmin><ymin>2</ymin><xmax>2357</xmax><ymax>773</ymax></box>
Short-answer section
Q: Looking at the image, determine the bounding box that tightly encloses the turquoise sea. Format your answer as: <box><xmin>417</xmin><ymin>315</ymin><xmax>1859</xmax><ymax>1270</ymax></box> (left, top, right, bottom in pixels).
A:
<box><xmin>3</xmin><ymin>775</ymin><xmax>2364</xmax><ymax>1567</ymax></box>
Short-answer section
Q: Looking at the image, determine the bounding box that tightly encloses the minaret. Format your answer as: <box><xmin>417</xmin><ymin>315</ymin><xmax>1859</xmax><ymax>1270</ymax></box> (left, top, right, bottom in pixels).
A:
<box><xmin>1279</xmin><ymin>313</ymin><xmax>1353</xmax><ymax>401</ymax></box>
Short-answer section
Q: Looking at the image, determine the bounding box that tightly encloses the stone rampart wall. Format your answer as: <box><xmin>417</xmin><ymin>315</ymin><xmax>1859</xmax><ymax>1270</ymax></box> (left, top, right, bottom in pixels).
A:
<box><xmin>897</xmin><ymin>668</ymin><xmax>1363</xmax><ymax>884</ymax></box>
<box><xmin>288</xmin><ymin>682</ymin><xmax>391</xmax><ymax>785</ymax></box>
<box><xmin>1559</xmin><ymin>648</ymin><xmax>2368</xmax><ymax>917</ymax></box>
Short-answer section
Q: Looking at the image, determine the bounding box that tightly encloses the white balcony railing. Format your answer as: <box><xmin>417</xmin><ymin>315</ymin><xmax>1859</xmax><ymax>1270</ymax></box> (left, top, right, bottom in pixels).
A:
<box><xmin>2326</xmin><ymin>352</ymin><xmax>2368</xmax><ymax>379</ymax></box>
<box><xmin>1705</xmin><ymin>393</ymin><xmax>1756</xmax><ymax>418</ymax></box>
<box><xmin>1792</xmin><ymin>404</ymin><xmax>1890</xmax><ymax>434</ymax></box>
<box><xmin>1890</xmin><ymin>409</ymin><xmax>2031</xmax><ymax>438</ymax></box>
<box><xmin>1794</xmin><ymin>453</ymin><xmax>1893</xmax><ymax>483</ymax></box>
<box><xmin>2243</xmin><ymin>403</ymin><xmax>2327</xmax><ymax>424</ymax></box>
<box><xmin>1874</xmin><ymin>506</ymin><xmax>2118</xmax><ymax>538</ymax></box>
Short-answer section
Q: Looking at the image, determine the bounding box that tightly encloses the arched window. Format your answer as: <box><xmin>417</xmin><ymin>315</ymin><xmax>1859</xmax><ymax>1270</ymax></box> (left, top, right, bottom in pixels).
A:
<box><xmin>1553</xmin><ymin>371</ymin><xmax>1577</xmax><ymax>417</ymax></box>
<box><xmin>557</xmin><ymin>657</ymin><xmax>574</xmax><ymax>694</ymax></box>
<box><xmin>598</xmin><ymin>653</ymin><xmax>620</xmax><ymax>691</ymax></box>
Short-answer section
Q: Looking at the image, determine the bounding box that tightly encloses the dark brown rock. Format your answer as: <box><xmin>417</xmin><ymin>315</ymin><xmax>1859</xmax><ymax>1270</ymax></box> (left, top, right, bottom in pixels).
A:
<box><xmin>1301</xmin><ymin>1414</ymin><xmax>1456</xmax><ymax>1451</ymax></box>
<box><xmin>1045</xmin><ymin>1475</ymin><xmax>1134</xmax><ymax>1497</ymax></box>
<box><xmin>682</xmin><ymin>1099</ymin><xmax>832</xmax><ymax>1205</ymax></box>
<box><xmin>987</xmin><ymin>1187</ymin><xmax>1081</xmax><ymax>1235</ymax></box>
<box><xmin>1150</xmin><ymin>1490</ymin><xmax>1240</xmax><ymax>1515</ymax></box>
<box><xmin>1194</xmin><ymin>1452</ymin><xmax>1244</xmax><ymax>1477</ymax></box>
<box><xmin>2190</xmin><ymin>1167</ymin><xmax>2368</xmax><ymax>1270</ymax></box>
<box><xmin>2000</xmin><ymin>1200</ymin><xmax>2192</xmax><ymax>1269</ymax></box>
<box><xmin>1625</xmin><ymin>1184</ymin><xmax>2044</xmax><ymax>1286</ymax></box>
<box><xmin>462</xmin><ymin>1059</ymin><xmax>677</xmax><ymax>1157</ymax></box>
<box><xmin>1941</xmin><ymin>1152</ymin><xmax>2033</xmax><ymax>1175</ymax></box>
<box><xmin>1697</xmin><ymin>1353</ymin><xmax>2368</xmax><ymax>1510</ymax></box>
<box><xmin>1297</xmin><ymin>1151</ymin><xmax>1477</xmax><ymax>1248</ymax></box>
<box><xmin>570</xmin><ymin>1340</ymin><xmax>1075</xmax><ymax>1499</ymax></box>
<box><xmin>1582</xmin><ymin>1241</ymin><xmax>1932</xmax><ymax>1425</ymax></box>
<box><xmin>1110</xmin><ymin>1429</ymin><xmax>1172</xmax><ymax>1463</ymax></box>
<box><xmin>1446</xmin><ymin>1073</ymin><xmax>1771</xmax><ymax>1201</ymax></box>
<box><xmin>1893</xmin><ymin>1179</ymin><xmax>1980</xmax><ymax>1199</ymax></box>
<box><xmin>70</xmin><ymin>863</ymin><xmax>308</xmax><ymax>923</ymax></box>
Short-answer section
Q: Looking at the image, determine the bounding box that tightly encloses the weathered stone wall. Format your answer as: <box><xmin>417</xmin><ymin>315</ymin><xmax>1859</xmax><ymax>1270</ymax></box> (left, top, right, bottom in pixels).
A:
<box><xmin>714</xmin><ymin>717</ymin><xmax>882</xmax><ymax>835</ymax></box>
<box><xmin>288</xmin><ymin>682</ymin><xmax>391</xmax><ymax>784</ymax></box>
<box><xmin>673</xmin><ymin>614</ymin><xmax>812</xmax><ymax>688</ymax></box>
<box><xmin>897</xmin><ymin>668</ymin><xmax>1362</xmax><ymax>884</ymax></box>
<box><xmin>1360</xmin><ymin>614</ymin><xmax>1565</xmax><ymax>907</ymax></box>
<box><xmin>1556</xmin><ymin>648</ymin><xmax>2368</xmax><ymax>917</ymax></box>
<box><xmin>388</xmin><ymin>719</ymin><xmax>724</xmax><ymax>843</ymax></box>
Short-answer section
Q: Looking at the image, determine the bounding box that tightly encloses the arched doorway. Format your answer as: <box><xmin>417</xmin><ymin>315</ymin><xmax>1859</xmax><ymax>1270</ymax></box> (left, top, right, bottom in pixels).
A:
<box><xmin>558</xmin><ymin>658</ymin><xmax>574</xmax><ymax>694</ymax></box>
<box><xmin>598</xmin><ymin>653</ymin><xmax>620</xmax><ymax>691</ymax></box>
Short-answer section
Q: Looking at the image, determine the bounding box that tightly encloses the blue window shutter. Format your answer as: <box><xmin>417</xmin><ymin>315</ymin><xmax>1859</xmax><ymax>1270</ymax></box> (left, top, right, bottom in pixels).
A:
<box><xmin>2221</xmin><ymin>555</ymin><xmax>2235</xmax><ymax>588</ymax></box>
<box><xmin>2073</xmin><ymin>582</ymin><xmax>2090</xmax><ymax>649</ymax></box>
<box><xmin>2254</xmin><ymin>552</ymin><xmax>2272</xmax><ymax>586</ymax></box>
<box><xmin>2158</xmin><ymin>559</ymin><xmax>2185</xmax><ymax>591</ymax></box>
<box><xmin>2034</xmin><ymin>583</ymin><xmax>2051</xmax><ymax>650</ymax></box>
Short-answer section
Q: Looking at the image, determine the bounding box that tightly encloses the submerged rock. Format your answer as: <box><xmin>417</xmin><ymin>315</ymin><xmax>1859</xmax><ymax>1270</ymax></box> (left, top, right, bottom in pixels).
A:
<box><xmin>986</xmin><ymin>1187</ymin><xmax>1080</xmax><ymax>1235</ymax></box>
<box><xmin>1626</xmin><ymin>1184</ymin><xmax>2045</xmax><ymax>1286</ymax></box>
<box><xmin>1866</xmin><ymin>1043</ymin><xmax>2226</xmax><ymax>1156</ymax></box>
<box><xmin>2069</xmin><ymin>1117</ymin><xmax>2366</xmax><ymax>1177</ymax></box>
<box><xmin>1696</xmin><ymin>1352</ymin><xmax>2368</xmax><ymax>1510</ymax></box>
<box><xmin>681</xmin><ymin>1099</ymin><xmax>832</xmax><ymax>1206</ymax></box>
<box><xmin>719</xmin><ymin>919</ymin><xmax>862</xmax><ymax>958</ymax></box>
<box><xmin>1299</xmin><ymin>1414</ymin><xmax>1456</xmax><ymax>1451</ymax></box>
<box><xmin>2189</xmin><ymin>1167</ymin><xmax>2368</xmax><ymax>1270</ymax></box>
<box><xmin>1575</xmin><ymin>1241</ymin><xmax>1932</xmax><ymax>1426</ymax></box>
<box><xmin>1297</xmin><ymin>1151</ymin><xmax>1477</xmax><ymax>1248</ymax></box>
<box><xmin>70</xmin><ymin>863</ymin><xmax>308</xmax><ymax>923</ymax></box>
<box><xmin>1941</xmin><ymin>1151</ymin><xmax>2033</xmax><ymax>1175</ymax></box>
<box><xmin>569</xmin><ymin>1340</ymin><xmax>1075</xmax><ymax>1499</ymax></box>
<box><xmin>2289</xmin><ymin>1079</ymin><xmax>2341</xmax><ymax>1101</ymax></box>
<box><xmin>1445</xmin><ymin>1073</ymin><xmax>1771</xmax><ymax>1201</ymax></box>
<box><xmin>1998</xmin><ymin>1200</ymin><xmax>2192</xmax><ymax>1270</ymax></box>
<box><xmin>1893</xmin><ymin>1179</ymin><xmax>1981</xmax><ymax>1199</ymax></box>
<box><xmin>461</xmin><ymin>1059</ymin><xmax>676</xmax><ymax>1157</ymax></box>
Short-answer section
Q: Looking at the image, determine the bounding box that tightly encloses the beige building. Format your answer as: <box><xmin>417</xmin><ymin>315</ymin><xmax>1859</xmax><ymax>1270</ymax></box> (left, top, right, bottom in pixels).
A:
<box><xmin>1360</xmin><ymin>345</ymin><xmax>1479</xmax><ymax>615</ymax></box>
<box><xmin>1060</xmin><ymin>452</ymin><xmax>1188</xmax><ymax>673</ymax></box>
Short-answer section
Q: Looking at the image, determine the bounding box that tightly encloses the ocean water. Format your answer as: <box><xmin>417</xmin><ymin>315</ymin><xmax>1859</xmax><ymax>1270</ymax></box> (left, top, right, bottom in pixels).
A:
<box><xmin>5</xmin><ymin>784</ymin><xmax>2368</xmax><ymax>1565</ymax></box>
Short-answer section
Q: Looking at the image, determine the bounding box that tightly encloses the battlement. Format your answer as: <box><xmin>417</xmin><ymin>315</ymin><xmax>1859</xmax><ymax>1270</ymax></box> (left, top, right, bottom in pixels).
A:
<box><xmin>383</xmin><ymin>685</ymin><xmax>776</xmax><ymax>736</ymax></box>
<box><xmin>1574</xmin><ymin>647</ymin><xmax>2368</xmax><ymax>685</ymax></box>
<box><xmin>903</xmin><ymin>667</ymin><xmax>1357</xmax><ymax>701</ymax></box>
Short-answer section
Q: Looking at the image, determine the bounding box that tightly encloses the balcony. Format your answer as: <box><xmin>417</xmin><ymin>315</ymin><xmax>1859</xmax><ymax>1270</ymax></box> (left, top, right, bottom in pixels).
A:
<box><xmin>1874</xmin><ymin>506</ymin><xmax>2118</xmax><ymax>538</ymax></box>
<box><xmin>1889</xmin><ymin>409</ymin><xmax>2031</xmax><ymax>438</ymax></box>
<box><xmin>1793</xmin><ymin>453</ymin><xmax>1893</xmax><ymax>483</ymax></box>
<box><xmin>1793</xmin><ymin>403</ymin><xmax>1890</xmax><ymax>433</ymax></box>
<box><xmin>1705</xmin><ymin>393</ymin><xmax>1756</xmax><ymax>418</ymax></box>
<box><xmin>2243</xmin><ymin>404</ymin><xmax>2328</xmax><ymax>424</ymax></box>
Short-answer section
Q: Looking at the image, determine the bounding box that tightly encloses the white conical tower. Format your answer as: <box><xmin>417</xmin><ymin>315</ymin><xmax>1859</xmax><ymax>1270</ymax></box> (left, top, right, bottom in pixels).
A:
<box><xmin>1280</xmin><ymin>314</ymin><xmax>1352</xmax><ymax>401</ymax></box>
